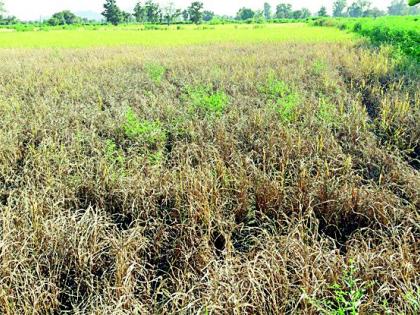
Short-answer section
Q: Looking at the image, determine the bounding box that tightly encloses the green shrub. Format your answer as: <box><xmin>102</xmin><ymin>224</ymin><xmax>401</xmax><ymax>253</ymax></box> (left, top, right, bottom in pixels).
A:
<box><xmin>144</xmin><ymin>24</ymin><xmax>161</xmax><ymax>31</ymax></box>
<box><xmin>338</xmin><ymin>23</ymin><xmax>347</xmax><ymax>31</ymax></box>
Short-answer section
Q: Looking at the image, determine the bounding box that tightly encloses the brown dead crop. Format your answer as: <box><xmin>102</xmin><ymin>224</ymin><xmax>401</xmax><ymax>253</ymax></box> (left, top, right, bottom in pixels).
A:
<box><xmin>0</xmin><ymin>42</ymin><xmax>419</xmax><ymax>314</ymax></box>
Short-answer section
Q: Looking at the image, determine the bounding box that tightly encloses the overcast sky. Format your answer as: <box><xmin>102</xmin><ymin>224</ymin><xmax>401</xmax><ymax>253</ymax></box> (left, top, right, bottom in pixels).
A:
<box><xmin>3</xmin><ymin>0</ymin><xmax>394</xmax><ymax>21</ymax></box>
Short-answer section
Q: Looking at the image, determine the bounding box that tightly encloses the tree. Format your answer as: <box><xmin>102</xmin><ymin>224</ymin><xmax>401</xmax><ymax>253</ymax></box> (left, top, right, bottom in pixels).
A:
<box><xmin>363</xmin><ymin>7</ymin><xmax>385</xmax><ymax>16</ymax></box>
<box><xmin>409</xmin><ymin>0</ymin><xmax>420</xmax><ymax>5</ymax></box>
<box><xmin>263</xmin><ymin>2</ymin><xmax>272</xmax><ymax>19</ymax></box>
<box><xmin>144</xmin><ymin>0</ymin><xmax>161</xmax><ymax>23</ymax></box>
<box><xmin>253</xmin><ymin>10</ymin><xmax>265</xmax><ymax>22</ymax></box>
<box><xmin>133</xmin><ymin>2</ymin><xmax>145</xmax><ymax>22</ymax></box>
<box><xmin>182</xmin><ymin>9</ymin><xmax>189</xmax><ymax>21</ymax></box>
<box><xmin>121</xmin><ymin>11</ymin><xmax>133</xmax><ymax>23</ymax></box>
<box><xmin>317</xmin><ymin>6</ymin><xmax>328</xmax><ymax>17</ymax></box>
<box><xmin>188</xmin><ymin>2</ymin><xmax>204</xmax><ymax>24</ymax></box>
<box><xmin>292</xmin><ymin>10</ymin><xmax>302</xmax><ymax>19</ymax></box>
<box><xmin>203</xmin><ymin>10</ymin><xmax>215</xmax><ymax>22</ymax></box>
<box><xmin>347</xmin><ymin>2</ymin><xmax>362</xmax><ymax>16</ymax></box>
<box><xmin>162</xmin><ymin>2</ymin><xmax>181</xmax><ymax>25</ymax></box>
<box><xmin>236</xmin><ymin>7</ymin><xmax>255</xmax><ymax>20</ymax></box>
<box><xmin>275</xmin><ymin>3</ymin><xmax>293</xmax><ymax>18</ymax></box>
<box><xmin>102</xmin><ymin>0</ymin><xmax>122</xmax><ymax>25</ymax></box>
<box><xmin>301</xmin><ymin>8</ymin><xmax>312</xmax><ymax>18</ymax></box>
<box><xmin>408</xmin><ymin>5</ymin><xmax>420</xmax><ymax>13</ymax></box>
<box><xmin>0</xmin><ymin>0</ymin><xmax>6</xmax><ymax>19</ymax></box>
<box><xmin>333</xmin><ymin>0</ymin><xmax>347</xmax><ymax>17</ymax></box>
<box><xmin>1</xmin><ymin>15</ymin><xmax>18</xmax><ymax>24</ymax></box>
<box><xmin>388</xmin><ymin>0</ymin><xmax>408</xmax><ymax>15</ymax></box>
<box><xmin>47</xmin><ymin>17</ymin><xmax>62</xmax><ymax>26</ymax></box>
<box><xmin>48</xmin><ymin>11</ymin><xmax>81</xmax><ymax>26</ymax></box>
<box><xmin>347</xmin><ymin>0</ymin><xmax>371</xmax><ymax>17</ymax></box>
<box><xmin>292</xmin><ymin>8</ymin><xmax>311</xmax><ymax>19</ymax></box>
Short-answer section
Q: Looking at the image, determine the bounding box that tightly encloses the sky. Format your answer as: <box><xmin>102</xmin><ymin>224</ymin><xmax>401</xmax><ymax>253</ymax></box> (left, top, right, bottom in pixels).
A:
<box><xmin>3</xmin><ymin>0</ymin><xmax>394</xmax><ymax>21</ymax></box>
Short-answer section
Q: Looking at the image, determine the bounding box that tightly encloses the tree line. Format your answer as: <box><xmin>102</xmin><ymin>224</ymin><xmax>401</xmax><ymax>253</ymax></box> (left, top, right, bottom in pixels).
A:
<box><xmin>332</xmin><ymin>0</ymin><xmax>419</xmax><ymax>18</ymax></box>
<box><xmin>102</xmin><ymin>0</ymin><xmax>212</xmax><ymax>25</ymax></box>
<box><xmin>101</xmin><ymin>0</ymin><xmax>420</xmax><ymax>25</ymax></box>
<box><xmin>0</xmin><ymin>0</ymin><xmax>18</xmax><ymax>24</ymax></box>
<box><xmin>0</xmin><ymin>0</ymin><xmax>418</xmax><ymax>26</ymax></box>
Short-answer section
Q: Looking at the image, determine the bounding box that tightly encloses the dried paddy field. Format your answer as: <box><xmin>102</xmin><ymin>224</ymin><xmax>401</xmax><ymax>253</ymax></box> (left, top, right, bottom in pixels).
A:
<box><xmin>0</xmin><ymin>26</ymin><xmax>419</xmax><ymax>314</ymax></box>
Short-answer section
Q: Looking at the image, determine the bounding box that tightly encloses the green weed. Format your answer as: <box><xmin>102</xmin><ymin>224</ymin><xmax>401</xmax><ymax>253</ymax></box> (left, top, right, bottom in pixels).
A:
<box><xmin>145</xmin><ymin>63</ymin><xmax>166</xmax><ymax>84</ymax></box>
<box><xmin>105</xmin><ymin>139</ymin><xmax>125</xmax><ymax>166</ymax></box>
<box><xmin>312</xmin><ymin>59</ymin><xmax>328</xmax><ymax>76</ymax></box>
<box><xmin>123</xmin><ymin>107</ymin><xmax>166</xmax><ymax>145</ymax></box>
<box><xmin>317</xmin><ymin>98</ymin><xmax>340</xmax><ymax>127</ymax></box>
<box><xmin>404</xmin><ymin>288</ymin><xmax>420</xmax><ymax>313</ymax></box>
<box><xmin>276</xmin><ymin>93</ymin><xmax>300</xmax><ymax>122</ymax></box>
<box><xmin>260</xmin><ymin>74</ymin><xmax>300</xmax><ymax>122</ymax></box>
<box><xmin>187</xmin><ymin>86</ymin><xmax>229</xmax><ymax>114</ymax></box>
<box><xmin>122</xmin><ymin>107</ymin><xmax>167</xmax><ymax>165</ymax></box>
<box><xmin>306</xmin><ymin>262</ymin><xmax>368</xmax><ymax>315</ymax></box>
<box><xmin>147</xmin><ymin>150</ymin><xmax>164</xmax><ymax>164</ymax></box>
<box><xmin>104</xmin><ymin>139</ymin><xmax>126</xmax><ymax>179</ymax></box>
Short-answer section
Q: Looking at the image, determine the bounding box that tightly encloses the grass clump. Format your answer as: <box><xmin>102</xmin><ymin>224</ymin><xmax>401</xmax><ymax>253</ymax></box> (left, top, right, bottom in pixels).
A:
<box><xmin>403</xmin><ymin>288</ymin><xmax>420</xmax><ymax>314</ymax></box>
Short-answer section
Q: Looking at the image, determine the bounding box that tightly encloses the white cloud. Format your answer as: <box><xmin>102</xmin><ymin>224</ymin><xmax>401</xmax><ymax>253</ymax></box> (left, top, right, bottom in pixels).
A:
<box><xmin>4</xmin><ymin>0</ymin><xmax>393</xmax><ymax>21</ymax></box>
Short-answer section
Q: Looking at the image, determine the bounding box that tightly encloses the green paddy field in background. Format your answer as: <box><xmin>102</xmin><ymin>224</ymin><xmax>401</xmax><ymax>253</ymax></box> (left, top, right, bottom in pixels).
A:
<box><xmin>0</xmin><ymin>23</ymin><xmax>355</xmax><ymax>48</ymax></box>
